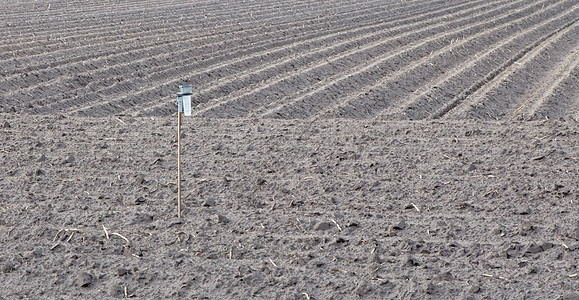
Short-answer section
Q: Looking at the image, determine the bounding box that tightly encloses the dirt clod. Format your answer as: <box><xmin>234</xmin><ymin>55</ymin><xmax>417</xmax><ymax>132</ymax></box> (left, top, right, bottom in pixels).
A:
<box><xmin>77</xmin><ymin>272</ymin><xmax>93</xmax><ymax>287</ymax></box>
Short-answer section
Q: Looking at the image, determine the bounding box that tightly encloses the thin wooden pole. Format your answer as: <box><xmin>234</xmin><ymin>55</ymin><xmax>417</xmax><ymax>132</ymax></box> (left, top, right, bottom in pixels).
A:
<box><xmin>177</xmin><ymin>112</ymin><xmax>182</xmax><ymax>218</ymax></box>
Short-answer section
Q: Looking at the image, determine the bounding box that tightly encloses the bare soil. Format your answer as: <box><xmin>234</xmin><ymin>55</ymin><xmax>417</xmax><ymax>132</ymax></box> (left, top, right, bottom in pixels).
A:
<box><xmin>1</xmin><ymin>0</ymin><xmax>578</xmax><ymax>298</ymax></box>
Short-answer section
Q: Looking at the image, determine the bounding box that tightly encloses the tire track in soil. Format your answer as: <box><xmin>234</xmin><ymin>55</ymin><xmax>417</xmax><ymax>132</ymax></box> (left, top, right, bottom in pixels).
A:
<box><xmin>431</xmin><ymin>17</ymin><xmax>579</xmax><ymax>120</ymax></box>
<box><xmin>3</xmin><ymin>0</ymin><xmax>444</xmax><ymax>113</ymax></box>
<box><xmin>188</xmin><ymin>0</ymin><xmax>527</xmax><ymax>119</ymax></box>
<box><xmin>139</xmin><ymin>0</ymin><xmax>494</xmax><ymax>116</ymax></box>
<box><xmin>68</xmin><ymin>0</ymin><xmax>487</xmax><ymax>116</ymax></box>
<box><xmin>311</xmin><ymin>0</ymin><xmax>573</xmax><ymax>120</ymax></box>
<box><xmin>370</xmin><ymin>2</ymin><xmax>578</xmax><ymax>121</ymax></box>
<box><xmin>447</xmin><ymin>23</ymin><xmax>579</xmax><ymax>121</ymax></box>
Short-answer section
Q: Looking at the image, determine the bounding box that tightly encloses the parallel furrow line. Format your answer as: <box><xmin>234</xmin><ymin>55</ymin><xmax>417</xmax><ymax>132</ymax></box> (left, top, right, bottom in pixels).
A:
<box><xmin>373</xmin><ymin>2</ymin><xmax>578</xmax><ymax>120</ymax></box>
<box><xmin>64</xmin><ymin>0</ymin><xmax>480</xmax><ymax>116</ymax></box>
<box><xmin>252</xmin><ymin>0</ymin><xmax>552</xmax><ymax>119</ymax></box>
<box><xmin>0</xmin><ymin>0</ymin><xmax>386</xmax><ymax>60</ymax></box>
<box><xmin>450</xmin><ymin>22</ymin><xmax>579</xmax><ymax>120</ymax></box>
<box><xmin>3</xmin><ymin>0</ymin><xmax>440</xmax><ymax>82</ymax></box>
<box><xmin>2</xmin><ymin>1</ymin><xmax>411</xmax><ymax>107</ymax></box>
<box><xmin>139</xmin><ymin>0</ymin><xmax>493</xmax><ymax>115</ymax></box>
<box><xmin>0</xmin><ymin>0</ymin><xmax>409</xmax><ymax>79</ymax></box>
<box><xmin>188</xmin><ymin>0</ymin><xmax>521</xmax><ymax>118</ymax></box>
<box><xmin>20</xmin><ymin>11</ymin><xmax>411</xmax><ymax>114</ymax></box>
<box><xmin>0</xmin><ymin>0</ymin><xmax>295</xmax><ymax>37</ymax></box>
<box><xmin>314</xmin><ymin>0</ymin><xmax>570</xmax><ymax>120</ymax></box>
<box><xmin>431</xmin><ymin>16</ymin><xmax>579</xmax><ymax>120</ymax></box>
<box><xmin>523</xmin><ymin>49</ymin><xmax>579</xmax><ymax>119</ymax></box>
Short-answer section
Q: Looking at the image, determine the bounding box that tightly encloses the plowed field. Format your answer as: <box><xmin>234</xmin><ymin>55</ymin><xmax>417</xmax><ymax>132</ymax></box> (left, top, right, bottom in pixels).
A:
<box><xmin>1</xmin><ymin>0</ymin><xmax>578</xmax><ymax>299</ymax></box>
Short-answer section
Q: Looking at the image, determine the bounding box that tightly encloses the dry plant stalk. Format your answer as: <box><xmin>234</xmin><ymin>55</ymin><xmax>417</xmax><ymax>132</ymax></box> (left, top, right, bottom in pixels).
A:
<box><xmin>102</xmin><ymin>225</ymin><xmax>110</xmax><ymax>240</ymax></box>
<box><xmin>111</xmin><ymin>232</ymin><xmax>130</xmax><ymax>244</ymax></box>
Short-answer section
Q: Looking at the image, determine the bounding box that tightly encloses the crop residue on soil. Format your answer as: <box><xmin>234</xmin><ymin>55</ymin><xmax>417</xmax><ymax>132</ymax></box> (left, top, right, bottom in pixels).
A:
<box><xmin>1</xmin><ymin>115</ymin><xmax>578</xmax><ymax>298</ymax></box>
<box><xmin>1</xmin><ymin>0</ymin><xmax>579</xmax><ymax>298</ymax></box>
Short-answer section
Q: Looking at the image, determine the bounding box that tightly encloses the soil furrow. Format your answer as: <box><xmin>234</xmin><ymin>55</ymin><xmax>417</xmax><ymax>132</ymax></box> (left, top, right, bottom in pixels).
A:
<box><xmin>1</xmin><ymin>0</ymin><xmax>444</xmax><ymax>111</ymax></box>
<box><xmin>189</xmin><ymin>0</ymin><xmax>526</xmax><ymax>119</ymax></box>
<box><xmin>446</xmin><ymin>23</ymin><xmax>579</xmax><ymax>120</ymax></box>
<box><xmin>370</xmin><ymin>2</ymin><xmax>578</xmax><ymax>121</ymax></box>
<box><xmin>0</xmin><ymin>0</ymin><xmax>388</xmax><ymax>63</ymax></box>
<box><xmin>431</xmin><ymin>16</ymin><xmax>579</xmax><ymax>120</ymax></box>
<box><xmin>65</xmin><ymin>0</ymin><xmax>484</xmax><ymax>116</ymax></box>
<box><xmin>139</xmin><ymin>0</ymin><xmax>495</xmax><ymax>115</ymax></box>
<box><xmin>306</xmin><ymin>0</ymin><xmax>573</xmax><ymax>120</ymax></box>
<box><xmin>258</xmin><ymin>0</ymin><xmax>563</xmax><ymax>119</ymax></box>
<box><xmin>3</xmin><ymin>6</ymin><xmax>402</xmax><ymax>112</ymax></box>
<box><xmin>524</xmin><ymin>53</ymin><xmax>578</xmax><ymax>119</ymax></box>
<box><xmin>533</xmin><ymin>65</ymin><xmax>579</xmax><ymax>121</ymax></box>
<box><xmin>0</xmin><ymin>0</ymin><xmax>318</xmax><ymax>42</ymax></box>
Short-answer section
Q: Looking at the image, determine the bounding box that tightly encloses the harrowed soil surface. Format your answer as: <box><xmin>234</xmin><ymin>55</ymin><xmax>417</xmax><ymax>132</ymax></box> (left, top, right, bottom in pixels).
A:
<box><xmin>1</xmin><ymin>114</ymin><xmax>578</xmax><ymax>299</ymax></box>
<box><xmin>1</xmin><ymin>0</ymin><xmax>579</xmax><ymax>298</ymax></box>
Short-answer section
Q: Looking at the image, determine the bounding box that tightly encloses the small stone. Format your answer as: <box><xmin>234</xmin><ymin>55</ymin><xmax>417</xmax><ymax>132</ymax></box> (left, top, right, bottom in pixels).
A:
<box><xmin>392</xmin><ymin>219</ymin><xmax>407</xmax><ymax>230</ymax></box>
<box><xmin>570</xmin><ymin>226</ymin><xmax>579</xmax><ymax>240</ymax></box>
<box><xmin>367</xmin><ymin>250</ymin><xmax>381</xmax><ymax>264</ymax></box>
<box><xmin>314</xmin><ymin>221</ymin><xmax>332</xmax><ymax>231</ymax></box>
<box><xmin>116</xmin><ymin>268</ymin><xmax>129</xmax><ymax>276</ymax></box>
<box><xmin>134</xmin><ymin>175</ymin><xmax>145</xmax><ymax>185</ymax></box>
<box><xmin>108</xmin><ymin>284</ymin><xmax>124</xmax><ymax>297</ymax></box>
<box><xmin>541</xmin><ymin>242</ymin><xmax>554</xmax><ymax>251</ymax></box>
<box><xmin>2</xmin><ymin>121</ymin><xmax>10</xmax><ymax>128</ymax></box>
<box><xmin>424</xmin><ymin>282</ymin><xmax>436</xmax><ymax>294</ymax></box>
<box><xmin>2</xmin><ymin>262</ymin><xmax>15</xmax><ymax>273</ymax></box>
<box><xmin>520</xmin><ymin>221</ymin><xmax>533</xmax><ymax>236</ymax></box>
<box><xmin>434</xmin><ymin>270</ymin><xmax>455</xmax><ymax>282</ymax></box>
<box><xmin>63</xmin><ymin>154</ymin><xmax>75</xmax><ymax>164</ymax></box>
<box><xmin>77</xmin><ymin>272</ymin><xmax>93</xmax><ymax>287</ymax></box>
<box><xmin>134</xmin><ymin>196</ymin><xmax>146</xmax><ymax>205</ymax></box>
<box><xmin>403</xmin><ymin>255</ymin><xmax>420</xmax><ymax>267</ymax></box>
<box><xmin>466</xmin><ymin>163</ymin><xmax>477</xmax><ymax>172</ymax></box>
<box><xmin>37</xmin><ymin>154</ymin><xmax>47</xmax><ymax>162</ymax></box>
<box><xmin>213</xmin><ymin>214</ymin><xmax>229</xmax><ymax>224</ymax></box>
<box><xmin>491</xmin><ymin>225</ymin><xmax>505</xmax><ymax>235</ymax></box>
<box><xmin>353</xmin><ymin>281</ymin><xmax>372</xmax><ymax>297</ymax></box>
<box><xmin>526</xmin><ymin>244</ymin><xmax>543</xmax><ymax>254</ymax></box>
<box><xmin>468</xmin><ymin>284</ymin><xmax>481</xmax><ymax>294</ymax></box>
<box><xmin>202</xmin><ymin>199</ymin><xmax>216</xmax><ymax>207</ymax></box>
<box><xmin>132</xmin><ymin>213</ymin><xmax>152</xmax><ymax>224</ymax></box>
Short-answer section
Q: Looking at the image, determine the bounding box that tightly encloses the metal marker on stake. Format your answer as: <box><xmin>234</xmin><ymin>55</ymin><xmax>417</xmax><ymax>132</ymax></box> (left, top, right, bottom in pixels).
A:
<box><xmin>177</xmin><ymin>84</ymin><xmax>192</xmax><ymax>218</ymax></box>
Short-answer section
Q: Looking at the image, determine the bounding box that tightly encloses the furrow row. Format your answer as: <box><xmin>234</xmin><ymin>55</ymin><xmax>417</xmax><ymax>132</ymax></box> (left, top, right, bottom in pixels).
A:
<box><xmin>139</xmin><ymin>0</ymin><xmax>497</xmax><ymax>116</ymax></box>
<box><xmin>430</xmin><ymin>16</ymin><xmax>579</xmax><ymax>120</ymax></box>
<box><xmin>32</xmin><ymin>0</ymin><xmax>477</xmax><ymax>116</ymax></box>
<box><xmin>1</xmin><ymin>0</ymin><xmax>432</xmax><ymax>112</ymax></box>
<box><xmin>0</xmin><ymin>0</ymin><xmax>386</xmax><ymax>61</ymax></box>
<box><xmin>190</xmin><ymin>0</ymin><xmax>567</xmax><ymax>119</ymax></box>
<box><xmin>441</xmin><ymin>21</ymin><xmax>579</xmax><ymax>120</ymax></box>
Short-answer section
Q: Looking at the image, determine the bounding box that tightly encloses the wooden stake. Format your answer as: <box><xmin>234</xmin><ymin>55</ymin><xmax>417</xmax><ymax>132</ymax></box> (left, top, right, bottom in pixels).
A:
<box><xmin>178</xmin><ymin>112</ymin><xmax>182</xmax><ymax>218</ymax></box>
